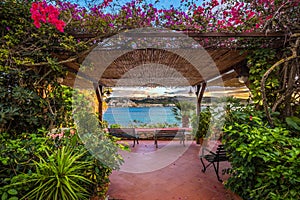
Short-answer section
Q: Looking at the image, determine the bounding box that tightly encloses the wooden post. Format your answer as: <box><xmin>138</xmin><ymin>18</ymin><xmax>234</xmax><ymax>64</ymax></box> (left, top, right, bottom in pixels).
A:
<box><xmin>93</xmin><ymin>83</ymin><xmax>103</xmax><ymax>122</ymax></box>
<box><xmin>195</xmin><ymin>82</ymin><xmax>206</xmax><ymax>115</ymax></box>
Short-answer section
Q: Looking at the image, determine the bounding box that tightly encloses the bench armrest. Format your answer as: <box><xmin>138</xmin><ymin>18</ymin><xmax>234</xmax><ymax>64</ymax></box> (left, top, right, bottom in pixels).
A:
<box><xmin>200</xmin><ymin>147</ymin><xmax>216</xmax><ymax>157</ymax></box>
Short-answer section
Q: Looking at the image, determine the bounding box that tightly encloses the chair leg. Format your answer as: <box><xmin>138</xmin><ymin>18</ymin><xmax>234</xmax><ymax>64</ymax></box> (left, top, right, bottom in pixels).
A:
<box><xmin>200</xmin><ymin>157</ymin><xmax>206</xmax><ymax>172</ymax></box>
<box><xmin>200</xmin><ymin>158</ymin><xmax>213</xmax><ymax>173</ymax></box>
<box><xmin>200</xmin><ymin>158</ymin><xmax>213</xmax><ymax>172</ymax></box>
<box><xmin>212</xmin><ymin>162</ymin><xmax>222</xmax><ymax>182</ymax></box>
<box><xmin>154</xmin><ymin>137</ymin><xmax>158</xmax><ymax>148</ymax></box>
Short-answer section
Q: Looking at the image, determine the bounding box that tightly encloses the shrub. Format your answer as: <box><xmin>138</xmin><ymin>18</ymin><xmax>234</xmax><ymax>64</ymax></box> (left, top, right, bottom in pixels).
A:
<box><xmin>110</xmin><ymin>124</ymin><xmax>121</xmax><ymax>128</ymax></box>
<box><xmin>0</xmin><ymin>0</ymin><xmax>85</xmax><ymax>135</ymax></box>
<box><xmin>223</xmin><ymin>105</ymin><xmax>300</xmax><ymax>200</ymax></box>
<box><xmin>0</xmin><ymin>132</ymin><xmax>52</xmax><ymax>198</ymax></box>
<box><xmin>0</xmin><ymin>131</ymin><xmax>117</xmax><ymax>199</ymax></box>
<box><xmin>192</xmin><ymin>106</ymin><xmax>212</xmax><ymax>142</ymax></box>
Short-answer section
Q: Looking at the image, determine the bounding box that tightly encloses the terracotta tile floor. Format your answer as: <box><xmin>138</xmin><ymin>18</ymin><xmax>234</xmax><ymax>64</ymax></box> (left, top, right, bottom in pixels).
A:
<box><xmin>108</xmin><ymin>140</ymin><xmax>241</xmax><ymax>200</ymax></box>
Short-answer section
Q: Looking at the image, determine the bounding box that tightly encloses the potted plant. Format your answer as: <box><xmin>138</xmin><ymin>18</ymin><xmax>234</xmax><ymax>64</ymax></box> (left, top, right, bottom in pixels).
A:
<box><xmin>193</xmin><ymin>107</ymin><xmax>212</xmax><ymax>144</ymax></box>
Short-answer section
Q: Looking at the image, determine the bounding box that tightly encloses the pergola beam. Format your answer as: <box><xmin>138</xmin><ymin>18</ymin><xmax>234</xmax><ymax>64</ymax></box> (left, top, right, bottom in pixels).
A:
<box><xmin>71</xmin><ymin>31</ymin><xmax>286</xmax><ymax>39</ymax></box>
<box><xmin>196</xmin><ymin>82</ymin><xmax>207</xmax><ymax>115</ymax></box>
<box><xmin>93</xmin><ymin>83</ymin><xmax>103</xmax><ymax>122</ymax></box>
<box><xmin>183</xmin><ymin>31</ymin><xmax>286</xmax><ymax>38</ymax></box>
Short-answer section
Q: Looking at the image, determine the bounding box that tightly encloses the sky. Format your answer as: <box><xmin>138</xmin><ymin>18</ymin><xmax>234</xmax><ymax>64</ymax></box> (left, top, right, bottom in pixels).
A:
<box><xmin>72</xmin><ymin>0</ymin><xmax>196</xmax><ymax>8</ymax></box>
<box><xmin>114</xmin><ymin>0</ymin><xmax>183</xmax><ymax>8</ymax></box>
<box><xmin>70</xmin><ymin>0</ymin><xmax>204</xmax><ymax>11</ymax></box>
<box><xmin>110</xmin><ymin>86</ymin><xmax>192</xmax><ymax>97</ymax></box>
<box><xmin>110</xmin><ymin>85</ymin><xmax>251</xmax><ymax>99</ymax></box>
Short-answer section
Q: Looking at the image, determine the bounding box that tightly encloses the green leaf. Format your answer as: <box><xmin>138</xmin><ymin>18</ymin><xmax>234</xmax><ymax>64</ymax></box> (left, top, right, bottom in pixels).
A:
<box><xmin>1</xmin><ymin>192</ymin><xmax>8</xmax><ymax>200</ymax></box>
<box><xmin>286</xmin><ymin>117</ymin><xmax>300</xmax><ymax>130</ymax></box>
<box><xmin>8</xmin><ymin>197</ymin><xmax>18</xmax><ymax>200</ymax></box>
<box><xmin>7</xmin><ymin>189</ymin><xmax>17</xmax><ymax>195</ymax></box>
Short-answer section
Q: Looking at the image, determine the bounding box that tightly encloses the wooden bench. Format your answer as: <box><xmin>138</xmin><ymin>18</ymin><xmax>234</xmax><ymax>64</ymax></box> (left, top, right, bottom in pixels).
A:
<box><xmin>199</xmin><ymin>144</ymin><xmax>228</xmax><ymax>182</ymax></box>
<box><xmin>154</xmin><ymin>129</ymin><xmax>185</xmax><ymax>148</ymax></box>
<box><xmin>107</xmin><ymin>128</ymin><xmax>139</xmax><ymax>147</ymax></box>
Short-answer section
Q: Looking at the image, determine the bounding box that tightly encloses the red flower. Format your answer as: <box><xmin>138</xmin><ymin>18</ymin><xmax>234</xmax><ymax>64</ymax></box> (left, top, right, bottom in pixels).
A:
<box><xmin>249</xmin><ymin>116</ymin><xmax>253</xmax><ymax>121</ymax></box>
<box><xmin>55</xmin><ymin>20</ymin><xmax>66</xmax><ymax>32</ymax></box>
<box><xmin>30</xmin><ymin>1</ymin><xmax>65</xmax><ymax>32</ymax></box>
<box><xmin>33</xmin><ymin>20</ymin><xmax>41</xmax><ymax>28</ymax></box>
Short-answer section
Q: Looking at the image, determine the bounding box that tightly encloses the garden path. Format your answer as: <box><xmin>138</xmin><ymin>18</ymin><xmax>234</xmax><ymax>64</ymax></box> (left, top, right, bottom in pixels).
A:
<box><xmin>108</xmin><ymin>140</ymin><xmax>241</xmax><ymax>200</ymax></box>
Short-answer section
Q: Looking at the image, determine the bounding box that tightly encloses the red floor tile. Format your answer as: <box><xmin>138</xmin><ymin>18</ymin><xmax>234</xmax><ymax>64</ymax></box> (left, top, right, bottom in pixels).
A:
<box><xmin>108</xmin><ymin>140</ymin><xmax>241</xmax><ymax>200</ymax></box>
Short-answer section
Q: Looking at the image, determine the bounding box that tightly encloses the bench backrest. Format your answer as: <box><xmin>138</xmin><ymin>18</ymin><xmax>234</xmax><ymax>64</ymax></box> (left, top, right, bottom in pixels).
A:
<box><xmin>215</xmin><ymin>145</ymin><xmax>228</xmax><ymax>161</ymax></box>
<box><xmin>155</xmin><ymin>129</ymin><xmax>185</xmax><ymax>137</ymax></box>
<box><xmin>107</xmin><ymin>128</ymin><xmax>136</xmax><ymax>139</ymax></box>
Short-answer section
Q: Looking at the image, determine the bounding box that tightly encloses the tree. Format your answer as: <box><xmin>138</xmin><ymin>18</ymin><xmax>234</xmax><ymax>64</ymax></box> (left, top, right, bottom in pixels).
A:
<box><xmin>172</xmin><ymin>101</ymin><xmax>196</xmax><ymax>127</ymax></box>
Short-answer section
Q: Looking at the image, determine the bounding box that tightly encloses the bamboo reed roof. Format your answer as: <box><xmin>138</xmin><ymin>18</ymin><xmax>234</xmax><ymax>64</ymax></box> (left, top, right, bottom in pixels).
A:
<box><xmin>62</xmin><ymin>30</ymin><xmax>286</xmax><ymax>89</ymax></box>
<box><xmin>63</xmin><ymin>48</ymin><xmax>246</xmax><ymax>88</ymax></box>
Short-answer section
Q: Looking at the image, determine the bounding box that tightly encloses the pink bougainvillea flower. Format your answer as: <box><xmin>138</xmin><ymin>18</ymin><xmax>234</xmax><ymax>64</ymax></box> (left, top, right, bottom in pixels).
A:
<box><xmin>55</xmin><ymin>21</ymin><xmax>65</xmax><ymax>32</ymax></box>
<box><xmin>49</xmin><ymin>134</ymin><xmax>57</xmax><ymax>139</ymax></box>
<box><xmin>30</xmin><ymin>1</ymin><xmax>65</xmax><ymax>32</ymax></box>
<box><xmin>33</xmin><ymin>20</ymin><xmax>41</xmax><ymax>28</ymax></box>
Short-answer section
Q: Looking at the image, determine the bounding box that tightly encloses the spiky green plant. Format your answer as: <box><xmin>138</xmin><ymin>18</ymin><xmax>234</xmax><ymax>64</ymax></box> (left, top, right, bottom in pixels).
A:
<box><xmin>22</xmin><ymin>146</ymin><xmax>94</xmax><ymax>200</ymax></box>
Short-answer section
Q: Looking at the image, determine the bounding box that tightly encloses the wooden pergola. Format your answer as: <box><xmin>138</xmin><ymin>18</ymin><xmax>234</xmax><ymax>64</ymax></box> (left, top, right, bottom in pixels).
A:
<box><xmin>61</xmin><ymin>30</ymin><xmax>286</xmax><ymax>121</ymax></box>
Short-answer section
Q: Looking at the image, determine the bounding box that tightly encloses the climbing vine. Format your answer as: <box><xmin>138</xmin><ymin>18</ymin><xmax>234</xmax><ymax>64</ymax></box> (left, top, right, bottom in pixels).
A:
<box><xmin>247</xmin><ymin>36</ymin><xmax>299</xmax><ymax>126</ymax></box>
<box><xmin>261</xmin><ymin>35</ymin><xmax>300</xmax><ymax>126</ymax></box>
<box><xmin>248</xmin><ymin>49</ymin><xmax>279</xmax><ymax>106</ymax></box>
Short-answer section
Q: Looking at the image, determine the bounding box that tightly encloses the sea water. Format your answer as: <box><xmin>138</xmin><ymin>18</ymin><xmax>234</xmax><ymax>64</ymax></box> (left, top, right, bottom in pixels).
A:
<box><xmin>103</xmin><ymin>107</ymin><xmax>181</xmax><ymax>127</ymax></box>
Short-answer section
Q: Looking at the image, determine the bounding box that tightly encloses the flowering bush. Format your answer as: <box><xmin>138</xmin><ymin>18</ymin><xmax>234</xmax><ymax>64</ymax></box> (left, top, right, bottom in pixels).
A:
<box><xmin>48</xmin><ymin>127</ymin><xmax>76</xmax><ymax>139</ymax></box>
<box><xmin>27</xmin><ymin>0</ymin><xmax>300</xmax><ymax>35</ymax></box>
<box><xmin>30</xmin><ymin>1</ymin><xmax>65</xmax><ymax>32</ymax></box>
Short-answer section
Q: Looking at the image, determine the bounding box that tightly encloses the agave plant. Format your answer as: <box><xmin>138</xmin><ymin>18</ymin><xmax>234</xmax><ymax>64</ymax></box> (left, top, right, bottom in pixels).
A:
<box><xmin>22</xmin><ymin>146</ymin><xmax>94</xmax><ymax>200</ymax></box>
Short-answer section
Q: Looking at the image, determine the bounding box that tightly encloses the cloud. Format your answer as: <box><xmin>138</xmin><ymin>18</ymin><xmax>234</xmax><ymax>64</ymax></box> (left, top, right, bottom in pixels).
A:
<box><xmin>110</xmin><ymin>85</ymin><xmax>250</xmax><ymax>99</ymax></box>
<box><xmin>111</xmin><ymin>86</ymin><xmax>191</xmax><ymax>97</ymax></box>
